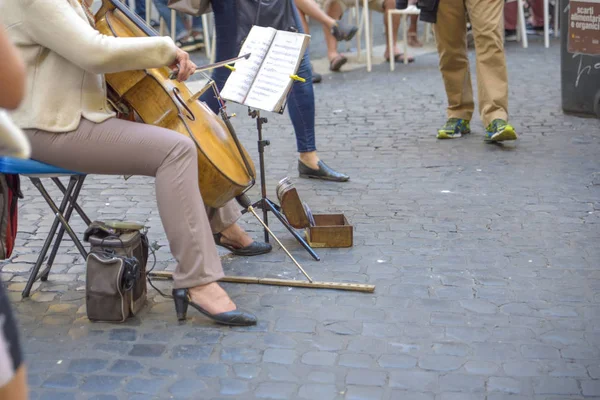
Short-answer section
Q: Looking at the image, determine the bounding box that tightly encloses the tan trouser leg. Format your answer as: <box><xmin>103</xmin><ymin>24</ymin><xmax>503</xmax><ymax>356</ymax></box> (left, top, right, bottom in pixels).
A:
<box><xmin>24</xmin><ymin>118</ymin><xmax>241</xmax><ymax>289</ymax></box>
<box><xmin>206</xmin><ymin>200</ymin><xmax>241</xmax><ymax>234</ymax></box>
<box><xmin>433</xmin><ymin>0</ymin><xmax>474</xmax><ymax>121</ymax></box>
<box><xmin>466</xmin><ymin>0</ymin><xmax>509</xmax><ymax>126</ymax></box>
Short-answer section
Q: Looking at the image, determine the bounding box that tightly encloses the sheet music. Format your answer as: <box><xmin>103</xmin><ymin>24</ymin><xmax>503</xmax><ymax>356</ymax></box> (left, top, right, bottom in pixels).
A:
<box><xmin>245</xmin><ymin>30</ymin><xmax>308</xmax><ymax>112</ymax></box>
<box><xmin>220</xmin><ymin>26</ymin><xmax>277</xmax><ymax>104</ymax></box>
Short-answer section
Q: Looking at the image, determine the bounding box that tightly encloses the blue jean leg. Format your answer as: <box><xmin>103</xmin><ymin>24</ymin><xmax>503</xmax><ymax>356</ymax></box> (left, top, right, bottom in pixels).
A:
<box><xmin>200</xmin><ymin>0</ymin><xmax>237</xmax><ymax>113</ymax></box>
<box><xmin>153</xmin><ymin>0</ymin><xmax>202</xmax><ymax>39</ymax></box>
<box><xmin>135</xmin><ymin>0</ymin><xmax>146</xmax><ymax>19</ymax></box>
<box><xmin>201</xmin><ymin>0</ymin><xmax>316</xmax><ymax>153</ymax></box>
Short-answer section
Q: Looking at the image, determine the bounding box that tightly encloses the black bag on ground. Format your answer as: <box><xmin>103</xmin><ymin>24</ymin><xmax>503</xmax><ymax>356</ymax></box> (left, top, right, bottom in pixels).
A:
<box><xmin>84</xmin><ymin>221</ymin><xmax>149</xmax><ymax>323</ymax></box>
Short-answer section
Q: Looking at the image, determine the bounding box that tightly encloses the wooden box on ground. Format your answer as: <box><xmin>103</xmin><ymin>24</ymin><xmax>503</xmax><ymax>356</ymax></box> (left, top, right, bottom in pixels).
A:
<box><xmin>277</xmin><ymin>176</ymin><xmax>354</xmax><ymax>248</ymax></box>
<box><xmin>305</xmin><ymin>214</ymin><xmax>353</xmax><ymax>248</ymax></box>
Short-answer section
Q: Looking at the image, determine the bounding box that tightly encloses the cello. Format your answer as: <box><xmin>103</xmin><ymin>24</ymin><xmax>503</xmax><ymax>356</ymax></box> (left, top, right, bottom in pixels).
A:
<box><xmin>92</xmin><ymin>0</ymin><xmax>256</xmax><ymax>209</ymax></box>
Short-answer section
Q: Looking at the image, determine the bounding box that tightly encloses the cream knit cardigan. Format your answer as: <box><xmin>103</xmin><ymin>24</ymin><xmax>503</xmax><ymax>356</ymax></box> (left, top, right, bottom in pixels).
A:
<box><xmin>0</xmin><ymin>0</ymin><xmax>178</xmax><ymax>132</ymax></box>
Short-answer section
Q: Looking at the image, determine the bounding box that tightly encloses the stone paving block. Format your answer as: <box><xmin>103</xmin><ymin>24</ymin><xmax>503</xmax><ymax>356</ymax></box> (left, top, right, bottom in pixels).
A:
<box><xmin>109</xmin><ymin>328</ymin><xmax>137</xmax><ymax>342</ymax></box>
<box><xmin>221</xmin><ymin>347</ymin><xmax>261</xmax><ymax>363</ymax></box>
<box><xmin>533</xmin><ymin>377</ymin><xmax>581</xmax><ymax>395</ymax></box>
<box><xmin>39</xmin><ymin>392</ymin><xmax>76</xmax><ymax>400</ymax></box>
<box><xmin>168</xmin><ymin>379</ymin><xmax>208</xmax><ymax>398</ymax></box>
<box><xmin>149</xmin><ymin>367</ymin><xmax>176</xmax><ymax>377</ymax></box>
<box><xmin>436</xmin><ymin>394</ymin><xmax>482</xmax><ymax>400</ymax></box>
<box><xmin>389</xmin><ymin>371</ymin><xmax>438</xmax><ymax>392</ymax></box>
<box><xmin>124</xmin><ymin>378</ymin><xmax>167</xmax><ymax>395</ymax></box>
<box><xmin>301</xmin><ymin>351</ymin><xmax>338</xmax><ymax>366</ymax></box>
<box><xmin>345</xmin><ymin>385</ymin><xmax>385</xmax><ymax>400</ymax></box>
<box><xmin>108</xmin><ymin>360</ymin><xmax>144</xmax><ymax>375</ymax></box>
<box><xmin>390</xmin><ymin>391</ymin><xmax>434</xmax><ymax>400</ymax></box>
<box><xmin>418</xmin><ymin>355</ymin><xmax>466</xmax><ymax>372</ymax></box>
<box><xmin>338</xmin><ymin>353</ymin><xmax>375</xmax><ymax>368</ymax></box>
<box><xmin>196</xmin><ymin>363</ymin><xmax>229</xmax><ymax>378</ymax></box>
<box><xmin>487</xmin><ymin>377</ymin><xmax>525</xmax><ymax>395</ymax></box>
<box><xmin>255</xmin><ymin>382</ymin><xmax>298</xmax><ymax>399</ymax></box>
<box><xmin>264</xmin><ymin>364</ymin><xmax>300</xmax><ymax>382</ymax></box>
<box><xmin>171</xmin><ymin>344</ymin><xmax>213</xmax><ymax>360</ymax></box>
<box><xmin>128</xmin><ymin>344</ymin><xmax>166</xmax><ymax>357</ymax></box>
<box><xmin>67</xmin><ymin>359</ymin><xmax>108</xmax><ymax>374</ymax></box>
<box><xmin>582</xmin><ymin>380</ymin><xmax>600</xmax><ymax>396</ymax></box>
<box><xmin>463</xmin><ymin>361</ymin><xmax>499</xmax><ymax>375</ymax></box>
<box><xmin>298</xmin><ymin>383</ymin><xmax>339</xmax><ymax>400</ymax></box>
<box><xmin>41</xmin><ymin>374</ymin><xmax>78</xmax><ymax>390</ymax></box>
<box><xmin>219</xmin><ymin>378</ymin><xmax>251</xmax><ymax>396</ymax></box>
<box><xmin>377</xmin><ymin>354</ymin><xmax>417</xmax><ymax>369</ymax></box>
<box><xmin>233</xmin><ymin>364</ymin><xmax>260</xmax><ymax>380</ymax></box>
<box><xmin>521</xmin><ymin>344</ymin><xmax>561</xmax><ymax>359</ymax></box>
<box><xmin>80</xmin><ymin>375</ymin><xmax>124</xmax><ymax>393</ymax></box>
<box><xmin>438</xmin><ymin>374</ymin><xmax>486</xmax><ymax>393</ymax></box>
<box><xmin>263</xmin><ymin>348</ymin><xmax>298</xmax><ymax>365</ymax></box>
<box><xmin>274</xmin><ymin>317</ymin><xmax>316</xmax><ymax>333</ymax></box>
<box><xmin>346</xmin><ymin>369</ymin><xmax>387</xmax><ymax>387</ymax></box>
<box><xmin>307</xmin><ymin>371</ymin><xmax>336</xmax><ymax>384</ymax></box>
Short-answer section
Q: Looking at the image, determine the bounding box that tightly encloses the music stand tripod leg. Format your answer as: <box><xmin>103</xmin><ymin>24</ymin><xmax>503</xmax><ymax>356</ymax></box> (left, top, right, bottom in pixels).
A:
<box><xmin>241</xmin><ymin>108</ymin><xmax>320</xmax><ymax>261</ymax></box>
<box><xmin>264</xmin><ymin>198</ymin><xmax>320</xmax><ymax>261</ymax></box>
<box><xmin>244</xmin><ymin>205</ymin><xmax>313</xmax><ymax>282</ymax></box>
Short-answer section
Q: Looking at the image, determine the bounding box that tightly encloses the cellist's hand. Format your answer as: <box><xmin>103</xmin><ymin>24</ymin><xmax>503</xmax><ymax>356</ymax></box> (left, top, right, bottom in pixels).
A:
<box><xmin>169</xmin><ymin>48</ymin><xmax>197</xmax><ymax>82</ymax></box>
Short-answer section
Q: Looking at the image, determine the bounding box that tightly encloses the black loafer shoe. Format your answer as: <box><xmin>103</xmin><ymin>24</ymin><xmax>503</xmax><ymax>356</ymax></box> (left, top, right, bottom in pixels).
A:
<box><xmin>298</xmin><ymin>160</ymin><xmax>350</xmax><ymax>182</ymax></box>
<box><xmin>213</xmin><ymin>233</ymin><xmax>272</xmax><ymax>256</ymax></box>
<box><xmin>173</xmin><ymin>288</ymin><xmax>257</xmax><ymax>326</ymax></box>
<box><xmin>310</xmin><ymin>63</ymin><xmax>322</xmax><ymax>84</ymax></box>
<box><xmin>312</xmin><ymin>70</ymin><xmax>322</xmax><ymax>84</ymax></box>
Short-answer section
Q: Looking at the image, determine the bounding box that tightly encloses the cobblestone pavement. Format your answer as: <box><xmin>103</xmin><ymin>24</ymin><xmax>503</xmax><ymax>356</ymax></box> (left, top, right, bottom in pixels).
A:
<box><xmin>2</xmin><ymin>29</ymin><xmax>600</xmax><ymax>399</ymax></box>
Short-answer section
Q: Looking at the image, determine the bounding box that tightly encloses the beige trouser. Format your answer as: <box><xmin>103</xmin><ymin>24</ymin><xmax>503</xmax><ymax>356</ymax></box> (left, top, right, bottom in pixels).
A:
<box><xmin>433</xmin><ymin>0</ymin><xmax>508</xmax><ymax>127</ymax></box>
<box><xmin>24</xmin><ymin>117</ymin><xmax>241</xmax><ymax>289</ymax></box>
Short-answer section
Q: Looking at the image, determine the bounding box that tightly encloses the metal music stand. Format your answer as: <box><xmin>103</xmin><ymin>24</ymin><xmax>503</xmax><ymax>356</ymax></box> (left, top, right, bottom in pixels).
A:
<box><xmin>240</xmin><ymin>107</ymin><xmax>320</xmax><ymax>261</ymax></box>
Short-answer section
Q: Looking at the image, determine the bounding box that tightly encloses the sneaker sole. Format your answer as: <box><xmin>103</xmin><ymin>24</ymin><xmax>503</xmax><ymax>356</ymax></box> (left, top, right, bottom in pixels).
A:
<box><xmin>485</xmin><ymin>127</ymin><xmax>517</xmax><ymax>142</ymax></box>
<box><xmin>436</xmin><ymin>129</ymin><xmax>470</xmax><ymax>139</ymax></box>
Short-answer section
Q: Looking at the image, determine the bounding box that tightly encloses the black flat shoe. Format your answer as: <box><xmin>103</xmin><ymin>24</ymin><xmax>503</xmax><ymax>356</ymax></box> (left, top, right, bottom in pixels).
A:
<box><xmin>172</xmin><ymin>288</ymin><xmax>257</xmax><ymax>326</ymax></box>
<box><xmin>298</xmin><ymin>160</ymin><xmax>350</xmax><ymax>182</ymax></box>
<box><xmin>312</xmin><ymin>70</ymin><xmax>322</xmax><ymax>84</ymax></box>
<box><xmin>213</xmin><ymin>233</ymin><xmax>272</xmax><ymax>256</ymax></box>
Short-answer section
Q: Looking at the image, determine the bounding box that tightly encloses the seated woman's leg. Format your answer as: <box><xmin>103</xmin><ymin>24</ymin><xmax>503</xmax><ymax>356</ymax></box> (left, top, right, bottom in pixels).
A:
<box><xmin>24</xmin><ymin>118</ymin><xmax>245</xmax><ymax>316</ymax></box>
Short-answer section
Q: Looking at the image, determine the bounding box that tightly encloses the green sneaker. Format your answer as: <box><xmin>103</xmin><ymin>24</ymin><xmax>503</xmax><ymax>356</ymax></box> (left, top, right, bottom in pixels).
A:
<box><xmin>484</xmin><ymin>119</ymin><xmax>517</xmax><ymax>142</ymax></box>
<box><xmin>437</xmin><ymin>118</ymin><xmax>471</xmax><ymax>139</ymax></box>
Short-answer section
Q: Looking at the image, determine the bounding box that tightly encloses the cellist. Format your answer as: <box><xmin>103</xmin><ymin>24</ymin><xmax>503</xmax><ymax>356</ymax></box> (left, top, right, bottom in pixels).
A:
<box><xmin>0</xmin><ymin>0</ymin><xmax>268</xmax><ymax>326</ymax></box>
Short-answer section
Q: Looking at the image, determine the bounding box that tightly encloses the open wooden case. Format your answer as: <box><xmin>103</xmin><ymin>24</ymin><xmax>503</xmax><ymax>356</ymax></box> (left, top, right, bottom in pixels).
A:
<box><xmin>276</xmin><ymin>178</ymin><xmax>353</xmax><ymax>248</ymax></box>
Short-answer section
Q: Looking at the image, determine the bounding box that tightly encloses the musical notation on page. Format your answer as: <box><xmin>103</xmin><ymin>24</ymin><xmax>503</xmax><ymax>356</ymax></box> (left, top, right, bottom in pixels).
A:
<box><xmin>221</xmin><ymin>26</ymin><xmax>310</xmax><ymax>113</ymax></box>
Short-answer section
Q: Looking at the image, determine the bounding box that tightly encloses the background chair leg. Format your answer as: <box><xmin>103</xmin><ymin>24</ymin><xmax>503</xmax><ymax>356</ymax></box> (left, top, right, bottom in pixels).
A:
<box><xmin>22</xmin><ymin>177</ymin><xmax>77</xmax><ymax>298</ymax></box>
<box><xmin>388</xmin><ymin>11</ymin><xmax>394</xmax><ymax>71</ymax></box>
<box><xmin>517</xmin><ymin>0</ymin><xmax>528</xmax><ymax>48</ymax></box>
<box><xmin>52</xmin><ymin>177</ymin><xmax>92</xmax><ymax>226</ymax></box>
<box><xmin>41</xmin><ymin>177</ymin><xmax>87</xmax><ymax>281</ymax></box>
<box><xmin>544</xmin><ymin>0</ymin><xmax>550</xmax><ymax>47</ymax></box>
<box><xmin>554</xmin><ymin>0</ymin><xmax>559</xmax><ymax>37</ymax></box>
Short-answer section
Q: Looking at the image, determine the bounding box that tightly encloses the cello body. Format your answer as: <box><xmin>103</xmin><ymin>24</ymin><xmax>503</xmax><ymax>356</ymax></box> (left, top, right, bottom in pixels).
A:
<box><xmin>94</xmin><ymin>0</ymin><xmax>255</xmax><ymax>209</ymax></box>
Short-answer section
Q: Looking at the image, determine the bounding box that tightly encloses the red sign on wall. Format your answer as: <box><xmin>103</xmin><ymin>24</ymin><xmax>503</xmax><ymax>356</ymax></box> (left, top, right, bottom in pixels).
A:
<box><xmin>568</xmin><ymin>0</ymin><xmax>600</xmax><ymax>55</ymax></box>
